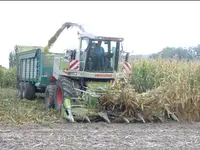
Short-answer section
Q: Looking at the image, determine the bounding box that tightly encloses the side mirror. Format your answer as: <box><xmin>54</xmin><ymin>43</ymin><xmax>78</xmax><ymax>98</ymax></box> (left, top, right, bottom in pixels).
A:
<box><xmin>64</xmin><ymin>49</ymin><xmax>71</xmax><ymax>55</ymax></box>
<box><xmin>125</xmin><ymin>52</ymin><xmax>129</xmax><ymax>62</ymax></box>
<box><xmin>63</xmin><ymin>49</ymin><xmax>72</xmax><ymax>60</ymax></box>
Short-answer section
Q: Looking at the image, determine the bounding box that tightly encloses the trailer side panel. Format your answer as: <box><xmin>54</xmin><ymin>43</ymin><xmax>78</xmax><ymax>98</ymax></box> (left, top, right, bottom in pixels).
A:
<box><xmin>16</xmin><ymin>49</ymin><xmax>41</xmax><ymax>84</ymax></box>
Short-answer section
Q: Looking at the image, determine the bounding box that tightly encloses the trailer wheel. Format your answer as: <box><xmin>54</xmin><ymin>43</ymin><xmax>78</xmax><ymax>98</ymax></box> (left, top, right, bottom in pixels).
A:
<box><xmin>44</xmin><ymin>85</ymin><xmax>56</xmax><ymax>108</ymax></box>
<box><xmin>17</xmin><ymin>82</ymin><xmax>23</xmax><ymax>99</ymax></box>
<box><xmin>54</xmin><ymin>77</ymin><xmax>76</xmax><ymax>110</ymax></box>
<box><xmin>23</xmin><ymin>82</ymin><xmax>36</xmax><ymax>100</ymax></box>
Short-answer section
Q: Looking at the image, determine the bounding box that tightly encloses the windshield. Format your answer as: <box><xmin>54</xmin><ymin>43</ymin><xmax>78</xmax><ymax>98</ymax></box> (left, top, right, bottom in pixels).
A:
<box><xmin>80</xmin><ymin>38</ymin><xmax>120</xmax><ymax>73</ymax></box>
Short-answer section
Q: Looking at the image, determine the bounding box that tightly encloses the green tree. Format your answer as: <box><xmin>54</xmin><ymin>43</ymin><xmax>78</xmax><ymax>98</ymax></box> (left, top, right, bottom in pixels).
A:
<box><xmin>9</xmin><ymin>52</ymin><xmax>13</xmax><ymax>68</ymax></box>
<box><xmin>8</xmin><ymin>51</ymin><xmax>16</xmax><ymax>68</ymax></box>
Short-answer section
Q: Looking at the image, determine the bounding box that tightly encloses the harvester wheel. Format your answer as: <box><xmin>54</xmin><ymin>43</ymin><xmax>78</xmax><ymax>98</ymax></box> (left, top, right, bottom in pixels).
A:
<box><xmin>17</xmin><ymin>82</ymin><xmax>23</xmax><ymax>99</ymax></box>
<box><xmin>23</xmin><ymin>82</ymin><xmax>36</xmax><ymax>100</ymax></box>
<box><xmin>54</xmin><ymin>77</ymin><xmax>78</xmax><ymax>110</ymax></box>
<box><xmin>44</xmin><ymin>84</ymin><xmax>56</xmax><ymax>108</ymax></box>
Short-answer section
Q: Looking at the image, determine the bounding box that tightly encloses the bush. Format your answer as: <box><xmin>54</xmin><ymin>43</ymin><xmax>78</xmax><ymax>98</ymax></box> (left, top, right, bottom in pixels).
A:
<box><xmin>0</xmin><ymin>68</ymin><xmax>4</xmax><ymax>87</ymax></box>
<box><xmin>0</xmin><ymin>67</ymin><xmax>16</xmax><ymax>88</ymax></box>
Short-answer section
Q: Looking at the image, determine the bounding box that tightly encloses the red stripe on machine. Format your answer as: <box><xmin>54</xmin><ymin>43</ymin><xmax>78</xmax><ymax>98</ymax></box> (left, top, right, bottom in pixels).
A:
<box><xmin>70</xmin><ymin>60</ymin><xmax>80</xmax><ymax>71</ymax></box>
<box><xmin>70</xmin><ymin>60</ymin><xmax>79</xmax><ymax>68</ymax></box>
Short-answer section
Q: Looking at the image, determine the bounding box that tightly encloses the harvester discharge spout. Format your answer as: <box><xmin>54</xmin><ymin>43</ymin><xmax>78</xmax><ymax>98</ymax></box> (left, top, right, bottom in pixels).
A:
<box><xmin>43</xmin><ymin>22</ymin><xmax>85</xmax><ymax>53</ymax></box>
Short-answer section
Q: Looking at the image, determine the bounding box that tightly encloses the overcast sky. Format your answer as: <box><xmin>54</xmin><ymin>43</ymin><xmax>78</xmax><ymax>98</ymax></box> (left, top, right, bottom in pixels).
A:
<box><xmin>0</xmin><ymin>1</ymin><xmax>200</xmax><ymax>68</ymax></box>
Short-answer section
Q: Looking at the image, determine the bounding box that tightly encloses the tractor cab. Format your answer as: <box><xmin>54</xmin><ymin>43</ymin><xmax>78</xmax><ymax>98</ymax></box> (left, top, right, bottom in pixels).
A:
<box><xmin>78</xmin><ymin>32</ymin><xmax>124</xmax><ymax>73</ymax></box>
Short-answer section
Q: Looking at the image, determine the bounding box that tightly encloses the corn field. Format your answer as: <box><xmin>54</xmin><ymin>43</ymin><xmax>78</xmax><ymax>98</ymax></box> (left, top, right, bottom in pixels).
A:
<box><xmin>100</xmin><ymin>59</ymin><xmax>200</xmax><ymax>123</ymax></box>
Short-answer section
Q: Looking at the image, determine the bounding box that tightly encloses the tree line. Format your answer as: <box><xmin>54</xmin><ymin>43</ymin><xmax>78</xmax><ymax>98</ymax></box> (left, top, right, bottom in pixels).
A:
<box><xmin>150</xmin><ymin>44</ymin><xmax>200</xmax><ymax>60</ymax></box>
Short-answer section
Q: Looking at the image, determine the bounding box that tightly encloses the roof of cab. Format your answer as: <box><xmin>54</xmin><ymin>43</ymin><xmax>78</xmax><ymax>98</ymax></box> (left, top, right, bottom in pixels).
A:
<box><xmin>79</xmin><ymin>32</ymin><xmax>124</xmax><ymax>41</ymax></box>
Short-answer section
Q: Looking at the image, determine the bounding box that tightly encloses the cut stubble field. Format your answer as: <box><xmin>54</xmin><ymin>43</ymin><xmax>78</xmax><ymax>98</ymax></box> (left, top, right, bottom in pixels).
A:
<box><xmin>1</xmin><ymin>88</ymin><xmax>200</xmax><ymax>149</ymax></box>
<box><xmin>1</xmin><ymin>122</ymin><xmax>200</xmax><ymax>149</ymax></box>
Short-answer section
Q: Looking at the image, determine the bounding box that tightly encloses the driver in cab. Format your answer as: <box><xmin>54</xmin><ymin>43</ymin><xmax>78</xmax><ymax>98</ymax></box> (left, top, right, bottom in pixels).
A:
<box><xmin>93</xmin><ymin>40</ymin><xmax>105</xmax><ymax>70</ymax></box>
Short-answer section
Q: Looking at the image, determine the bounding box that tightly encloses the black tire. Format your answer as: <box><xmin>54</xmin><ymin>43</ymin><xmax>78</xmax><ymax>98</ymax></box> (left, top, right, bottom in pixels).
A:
<box><xmin>44</xmin><ymin>84</ymin><xmax>56</xmax><ymax>108</ymax></box>
<box><xmin>54</xmin><ymin>77</ymin><xmax>79</xmax><ymax>110</ymax></box>
<box><xmin>17</xmin><ymin>82</ymin><xmax>23</xmax><ymax>99</ymax></box>
<box><xmin>23</xmin><ymin>82</ymin><xmax>36</xmax><ymax>100</ymax></box>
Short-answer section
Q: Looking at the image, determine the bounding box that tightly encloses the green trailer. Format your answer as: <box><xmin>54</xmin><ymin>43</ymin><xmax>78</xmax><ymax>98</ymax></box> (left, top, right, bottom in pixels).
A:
<box><xmin>15</xmin><ymin>45</ymin><xmax>63</xmax><ymax>100</ymax></box>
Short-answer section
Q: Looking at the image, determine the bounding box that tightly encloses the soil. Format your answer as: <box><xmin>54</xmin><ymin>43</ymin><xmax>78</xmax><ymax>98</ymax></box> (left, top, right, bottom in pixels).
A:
<box><xmin>1</xmin><ymin>122</ymin><xmax>200</xmax><ymax>150</ymax></box>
